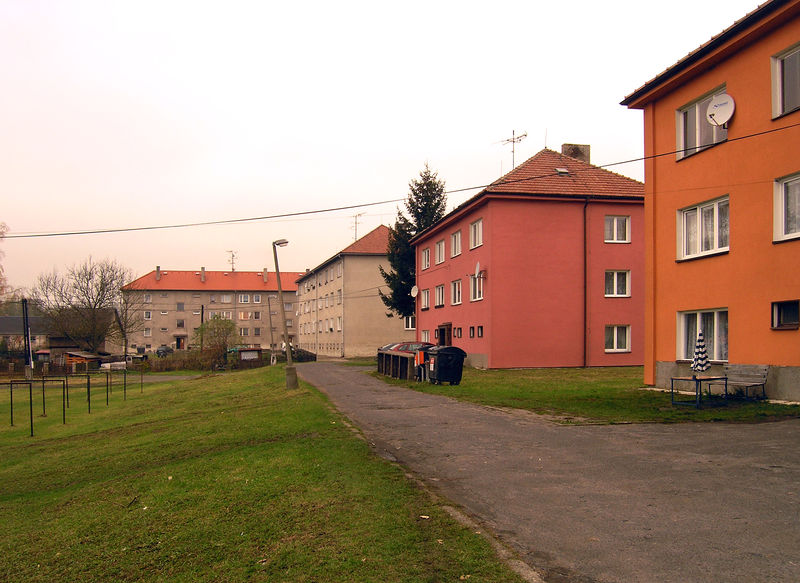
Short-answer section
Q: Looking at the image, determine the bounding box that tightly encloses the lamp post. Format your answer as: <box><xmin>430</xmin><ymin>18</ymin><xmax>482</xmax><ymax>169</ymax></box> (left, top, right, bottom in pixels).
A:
<box><xmin>272</xmin><ymin>239</ymin><xmax>298</xmax><ymax>389</ymax></box>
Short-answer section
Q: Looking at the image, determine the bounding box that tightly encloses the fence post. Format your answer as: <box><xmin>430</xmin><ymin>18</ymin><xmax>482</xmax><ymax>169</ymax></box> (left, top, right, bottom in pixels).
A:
<box><xmin>87</xmin><ymin>375</ymin><xmax>91</xmax><ymax>414</ymax></box>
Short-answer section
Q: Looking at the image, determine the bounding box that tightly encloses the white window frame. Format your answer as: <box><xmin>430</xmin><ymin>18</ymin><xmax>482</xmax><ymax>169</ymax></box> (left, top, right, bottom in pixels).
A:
<box><xmin>450</xmin><ymin>231</ymin><xmax>462</xmax><ymax>257</ymax></box>
<box><xmin>434</xmin><ymin>285</ymin><xmax>445</xmax><ymax>308</ymax></box>
<box><xmin>239</xmin><ymin>328</ymin><xmax>249</xmax><ymax>337</ymax></box>
<box><xmin>604</xmin><ymin>271</ymin><xmax>630</xmax><ymax>298</ymax></box>
<box><xmin>421</xmin><ymin>289</ymin><xmax>430</xmax><ymax>310</ymax></box>
<box><xmin>772</xmin><ymin>300</ymin><xmax>800</xmax><ymax>330</ymax></box>
<box><xmin>676</xmin><ymin>87</ymin><xmax>728</xmax><ymax>159</ymax></box>
<box><xmin>239</xmin><ymin>294</ymin><xmax>250</xmax><ymax>303</ymax></box>
<box><xmin>421</xmin><ymin>330</ymin><xmax>430</xmax><ymax>342</ymax></box>
<box><xmin>435</xmin><ymin>240</ymin><xmax>445</xmax><ymax>264</ymax></box>
<box><xmin>604</xmin><ymin>216</ymin><xmax>630</xmax><ymax>243</ymax></box>
<box><xmin>143</xmin><ymin>311</ymin><xmax>152</xmax><ymax>320</ymax></box>
<box><xmin>677</xmin><ymin>308</ymin><xmax>728</xmax><ymax>362</ymax></box>
<box><xmin>221</xmin><ymin>294</ymin><xmax>232</xmax><ymax>303</ymax></box>
<box><xmin>771</xmin><ymin>43</ymin><xmax>800</xmax><ymax>118</ymax></box>
<box><xmin>678</xmin><ymin>196</ymin><xmax>729</xmax><ymax>259</ymax></box>
<box><xmin>469</xmin><ymin>218</ymin><xmax>483</xmax><ymax>249</ymax></box>
<box><xmin>774</xmin><ymin>173</ymin><xmax>800</xmax><ymax>242</ymax></box>
<box><xmin>470</xmin><ymin>275</ymin><xmax>484</xmax><ymax>301</ymax></box>
<box><xmin>604</xmin><ymin>325</ymin><xmax>631</xmax><ymax>353</ymax></box>
<box><xmin>421</xmin><ymin>248</ymin><xmax>430</xmax><ymax>270</ymax></box>
<box><xmin>144</xmin><ymin>328</ymin><xmax>152</xmax><ymax>337</ymax></box>
<box><xmin>451</xmin><ymin>279</ymin><xmax>462</xmax><ymax>305</ymax></box>
<box><xmin>253</xmin><ymin>294</ymin><xmax>262</xmax><ymax>304</ymax></box>
<box><xmin>144</xmin><ymin>294</ymin><xmax>152</xmax><ymax>303</ymax></box>
<box><xmin>404</xmin><ymin>315</ymin><xmax>416</xmax><ymax>330</ymax></box>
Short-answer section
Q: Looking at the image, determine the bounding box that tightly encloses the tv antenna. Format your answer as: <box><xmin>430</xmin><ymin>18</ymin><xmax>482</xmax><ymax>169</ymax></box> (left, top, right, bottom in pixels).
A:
<box><xmin>226</xmin><ymin>250</ymin><xmax>237</xmax><ymax>272</ymax></box>
<box><xmin>498</xmin><ymin>130</ymin><xmax>527</xmax><ymax>169</ymax></box>
<box><xmin>352</xmin><ymin>212</ymin><xmax>365</xmax><ymax>241</ymax></box>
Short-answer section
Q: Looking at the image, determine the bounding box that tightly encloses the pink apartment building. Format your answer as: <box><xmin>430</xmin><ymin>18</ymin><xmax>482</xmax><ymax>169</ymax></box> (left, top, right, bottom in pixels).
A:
<box><xmin>412</xmin><ymin>145</ymin><xmax>645</xmax><ymax>368</ymax></box>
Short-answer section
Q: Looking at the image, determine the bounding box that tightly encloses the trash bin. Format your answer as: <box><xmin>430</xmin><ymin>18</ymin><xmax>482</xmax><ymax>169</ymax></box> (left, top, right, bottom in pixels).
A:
<box><xmin>414</xmin><ymin>346</ymin><xmax>435</xmax><ymax>382</ymax></box>
<box><xmin>427</xmin><ymin>346</ymin><xmax>467</xmax><ymax>385</ymax></box>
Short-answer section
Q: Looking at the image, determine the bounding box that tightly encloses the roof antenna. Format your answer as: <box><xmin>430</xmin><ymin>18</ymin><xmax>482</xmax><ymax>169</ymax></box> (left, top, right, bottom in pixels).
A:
<box><xmin>226</xmin><ymin>250</ymin><xmax>237</xmax><ymax>272</ymax></box>
<box><xmin>351</xmin><ymin>212</ymin><xmax>365</xmax><ymax>241</ymax></box>
<box><xmin>499</xmin><ymin>130</ymin><xmax>527</xmax><ymax>169</ymax></box>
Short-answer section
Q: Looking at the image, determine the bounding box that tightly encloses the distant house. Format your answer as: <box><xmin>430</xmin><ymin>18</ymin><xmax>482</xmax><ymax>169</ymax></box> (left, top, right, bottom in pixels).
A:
<box><xmin>295</xmin><ymin>225</ymin><xmax>415</xmax><ymax>357</ymax></box>
<box><xmin>411</xmin><ymin>145</ymin><xmax>644</xmax><ymax>368</ymax></box>
<box><xmin>622</xmin><ymin>0</ymin><xmax>800</xmax><ymax>399</ymax></box>
<box><xmin>0</xmin><ymin>316</ymin><xmax>51</xmax><ymax>355</ymax></box>
<box><xmin>122</xmin><ymin>267</ymin><xmax>303</xmax><ymax>355</ymax></box>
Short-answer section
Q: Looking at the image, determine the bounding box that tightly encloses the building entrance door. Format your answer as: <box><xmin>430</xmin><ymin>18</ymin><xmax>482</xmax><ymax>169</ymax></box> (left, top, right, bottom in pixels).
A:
<box><xmin>437</xmin><ymin>323</ymin><xmax>452</xmax><ymax>346</ymax></box>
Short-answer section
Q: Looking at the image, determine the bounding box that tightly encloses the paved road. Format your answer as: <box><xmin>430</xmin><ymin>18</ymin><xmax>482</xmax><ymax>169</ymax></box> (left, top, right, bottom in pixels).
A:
<box><xmin>297</xmin><ymin>362</ymin><xmax>800</xmax><ymax>583</ymax></box>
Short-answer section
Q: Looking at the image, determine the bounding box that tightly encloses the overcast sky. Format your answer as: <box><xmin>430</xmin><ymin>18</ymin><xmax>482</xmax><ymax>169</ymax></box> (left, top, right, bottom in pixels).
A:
<box><xmin>1</xmin><ymin>0</ymin><xmax>760</xmax><ymax>290</ymax></box>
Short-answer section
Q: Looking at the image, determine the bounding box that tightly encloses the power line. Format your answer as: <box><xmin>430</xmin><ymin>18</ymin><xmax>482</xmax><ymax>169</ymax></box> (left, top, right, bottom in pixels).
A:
<box><xmin>5</xmin><ymin>119</ymin><xmax>799</xmax><ymax>240</ymax></box>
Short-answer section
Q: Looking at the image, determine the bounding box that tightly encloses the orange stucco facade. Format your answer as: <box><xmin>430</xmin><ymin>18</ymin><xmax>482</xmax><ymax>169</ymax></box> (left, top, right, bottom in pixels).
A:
<box><xmin>624</xmin><ymin>0</ymin><xmax>800</xmax><ymax>398</ymax></box>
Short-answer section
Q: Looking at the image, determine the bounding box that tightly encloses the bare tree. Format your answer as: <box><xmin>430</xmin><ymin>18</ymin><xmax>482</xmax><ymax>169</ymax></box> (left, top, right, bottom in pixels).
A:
<box><xmin>193</xmin><ymin>316</ymin><xmax>238</xmax><ymax>369</ymax></box>
<box><xmin>31</xmin><ymin>258</ymin><xmax>142</xmax><ymax>354</ymax></box>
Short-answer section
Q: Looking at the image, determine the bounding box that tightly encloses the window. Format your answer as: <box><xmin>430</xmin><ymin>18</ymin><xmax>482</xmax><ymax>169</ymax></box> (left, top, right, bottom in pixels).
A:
<box><xmin>470</xmin><ymin>275</ymin><xmax>483</xmax><ymax>301</ymax></box>
<box><xmin>221</xmin><ymin>294</ymin><xmax>232</xmax><ymax>303</ymax></box>
<box><xmin>286</xmin><ymin>319</ymin><xmax>293</xmax><ymax>328</ymax></box>
<box><xmin>469</xmin><ymin>219</ymin><xmax>483</xmax><ymax>248</ymax></box>
<box><xmin>337</xmin><ymin>289</ymin><xmax>342</xmax><ymax>305</ymax></box>
<box><xmin>160</xmin><ymin>311</ymin><xmax>168</xmax><ymax>315</ymax></box>
<box><xmin>143</xmin><ymin>311</ymin><xmax>152</xmax><ymax>320</ymax></box>
<box><xmin>435</xmin><ymin>240</ymin><xmax>445</xmax><ymax>264</ymax></box>
<box><xmin>772</xmin><ymin>300</ymin><xmax>799</xmax><ymax>330</ymax></box>
<box><xmin>160</xmin><ymin>327</ymin><xmax>168</xmax><ymax>333</ymax></box>
<box><xmin>435</xmin><ymin>285</ymin><xmax>445</xmax><ymax>307</ymax></box>
<box><xmin>239</xmin><ymin>311</ymin><xmax>251</xmax><ymax>320</ymax></box>
<box><xmin>239</xmin><ymin>294</ymin><xmax>249</xmax><ymax>303</ymax></box>
<box><xmin>604</xmin><ymin>216</ymin><xmax>630</xmax><ymax>243</ymax></box>
<box><xmin>451</xmin><ymin>280</ymin><xmax>462</xmax><ymax>305</ymax></box>
<box><xmin>221</xmin><ymin>311</ymin><xmax>233</xmax><ymax>319</ymax></box>
<box><xmin>679</xmin><ymin>197</ymin><xmax>729</xmax><ymax>259</ymax></box>
<box><xmin>176</xmin><ymin>302</ymin><xmax>184</xmax><ymax>312</ymax></box>
<box><xmin>254</xmin><ymin>311</ymin><xmax>261</xmax><ymax>320</ymax></box>
<box><xmin>477</xmin><ymin>325</ymin><xmax>484</xmax><ymax>338</ymax></box>
<box><xmin>284</xmin><ymin>303</ymin><xmax>292</xmax><ymax>311</ymax></box>
<box><xmin>337</xmin><ymin>316</ymin><xmax>342</xmax><ymax>331</ymax></box>
<box><xmin>421</xmin><ymin>248</ymin><xmax>430</xmax><ymax>270</ymax></box>
<box><xmin>677</xmin><ymin>88</ymin><xmax>728</xmax><ymax>159</ymax></box>
<box><xmin>192</xmin><ymin>293</ymin><xmax>201</xmax><ymax>298</ymax></box>
<box><xmin>774</xmin><ymin>174</ymin><xmax>800</xmax><ymax>241</ymax></box>
<box><xmin>144</xmin><ymin>294</ymin><xmax>152</xmax><ymax>303</ymax></box>
<box><xmin>772</xmin><ymin>44</ymin><xmax>800</xmax><ymax>117</ymax></box>
<box><xmin>160</xmin><ymin>293</ymin><xmax>168</xmax><ymax>298</ymax></box>
<box><xmin>421</xmin><ymin>330</ymin><xmax>430</xmax><ymax>342</ymax></box>
<box><xmin>144</xmin><ymin>328</ymin><xmax>152</xmax><ymax>337</ymax></box>
<box><xmin>209</xmin><ymin>295</ymin><xmax>216</xmax><ymax>303</ymax></box>
<box><xmin>254</xmin><ymin>327</ymin><xmax>262</xmax><ymax>336</ymax></box>
<box><xmin>177</xmin><ymin>319</ymin><xmax>185</xmax><ymax>329</ymax></box>
<box><xmin>469</xmin><ymin>326</ymin><xmax>475</xmax><ymax>338</ymax></box>
<box><xmin>421</xmin><ymin>289</ymin><xmax>430</xmax><ymax>310</ymax></box>
<box><xmin>253</xmin><ymin>294</ymin><xmax>262</xmax><ymax>303</ymax></box>
<box><xmin>604</xmin><ymin>271</ymin><xmax>630</xmax><ymax>297</ymax></box>
<box><xmin>679</xmin><ymin>309</ymin><xmax>728</xmax><ymax>361</ymax></box>
<box><xmin>239</xmin><ymin>328</ymin><xmax>249</xmax><ymax>337</ymax></box>
<box><xmin>451</xmin><ymin>231</ymin><xmax>462</xmax><ymax>257</ymax></box>
<box><xmin>604</xmin><ymin>325</ymin><xmax>630</xmax><ymax>352</ymax></box>
<box><xmin>404</xmin><ymin>315</ymin><xmax>416</xmax><ymax>330</ymax></box>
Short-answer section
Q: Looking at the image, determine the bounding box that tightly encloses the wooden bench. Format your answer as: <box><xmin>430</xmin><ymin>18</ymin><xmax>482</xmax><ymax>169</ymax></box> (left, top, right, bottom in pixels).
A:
<box><xmin>708</xmin><ymin>365</ymin><xmax>769</xmax><ymax>400</ymax></box>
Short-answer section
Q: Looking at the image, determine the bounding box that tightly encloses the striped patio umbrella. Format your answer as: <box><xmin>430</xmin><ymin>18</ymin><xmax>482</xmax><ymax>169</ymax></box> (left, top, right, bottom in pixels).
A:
<box><xmin>691</xmin><ymin>330</ymin><xmax>710</xmax><ymax>375</ymax></box>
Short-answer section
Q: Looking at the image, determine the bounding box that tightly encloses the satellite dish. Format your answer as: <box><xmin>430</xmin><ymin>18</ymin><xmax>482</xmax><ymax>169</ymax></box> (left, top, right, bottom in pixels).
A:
<box><xmin>706</xmin><ymin>93</ymin><xmax>735</xmax><ymax>127</ymax></box>
<box><xmin>410</xmin><ymin>285</ymin><xmax>419</xmax><ymax>298</ymax></box>
<box><xmin>475</xmin><ymin>262</ymin><xmax>481</xmax><ymax>279</ymax></box>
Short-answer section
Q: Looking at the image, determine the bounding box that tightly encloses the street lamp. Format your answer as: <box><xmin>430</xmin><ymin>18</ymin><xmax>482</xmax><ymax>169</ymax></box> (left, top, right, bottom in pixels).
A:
<box><xmin>272</xmin><ymin>238</ymin><xmax>298</xmax><ymax>389</ymax></box>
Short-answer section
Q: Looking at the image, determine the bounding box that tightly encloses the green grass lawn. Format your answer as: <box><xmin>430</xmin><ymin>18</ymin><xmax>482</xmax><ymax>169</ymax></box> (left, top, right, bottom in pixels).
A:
<box><xmin>0</xmin><ymin>368</ymin><xmax>524</xmax><ymax>582</ymax></box>
<box><xmin>381</xmin><ymin>366</ymin><xmax>800</xmax><ymax>424</ymax></box>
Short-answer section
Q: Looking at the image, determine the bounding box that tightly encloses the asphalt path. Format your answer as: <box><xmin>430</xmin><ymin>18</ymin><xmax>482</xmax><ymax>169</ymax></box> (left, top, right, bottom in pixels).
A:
<box><xmin>297</xmin><ymin>361</ymin><xmax>800</xmax><ymax>583</ymax></box>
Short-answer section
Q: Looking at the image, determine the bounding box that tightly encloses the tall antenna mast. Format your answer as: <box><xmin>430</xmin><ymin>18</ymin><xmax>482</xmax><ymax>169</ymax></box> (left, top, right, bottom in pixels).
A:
<box><xmin>352</xmin><ymin>212</ymin><xmax>365</xmax><ymax>241</ymax></box>
<box><xmin>226</xmin><ymin>250</ymin><xmax>237</xmax><ymax>272</ymax></box>
<box><xmin>499</xmin><ymin>130</ymin><xmax>528</xmax><ymax>169</ymax></box>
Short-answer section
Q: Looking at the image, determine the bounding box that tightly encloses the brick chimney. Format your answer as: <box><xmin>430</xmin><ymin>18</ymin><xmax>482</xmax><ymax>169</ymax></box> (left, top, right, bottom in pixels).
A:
<box><xmin>155</xmin><ymin>266</ymin><xmax>161</xmax><ymax>281</ymax></box>
<box><xmin>200</xmin><ymin>266</ymin><xmax>206</xmax><ymax>282</ymax></box>
<box><xmin>262</xmin><ymin>268</ymin><xmax>268</xmax><ymax>283</ymax></box>
<box><xmin>561</xmin><ymin>143</ymin><xmax>591</xmax><ymax>163</ymax></box>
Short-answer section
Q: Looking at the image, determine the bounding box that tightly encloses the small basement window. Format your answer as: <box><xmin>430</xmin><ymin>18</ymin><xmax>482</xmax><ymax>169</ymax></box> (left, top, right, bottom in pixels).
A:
<box><xmin>772</xmin><ymin>300</ymin><xmax>800</xmax><ymax>329</ymax></box>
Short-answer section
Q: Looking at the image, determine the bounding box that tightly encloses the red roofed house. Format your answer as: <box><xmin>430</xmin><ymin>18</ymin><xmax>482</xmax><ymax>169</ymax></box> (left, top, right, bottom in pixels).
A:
<box><xmin>412</xmin><ymin>145</ymin><xmax>645</xmax><ymax>368</ymax></box>
<box><xmin>295</xmin><ymin>225</ymin><xmax>415</xmax><ymax>357</ymax></box>
<box><xmin>123</xmin><ymin>267</ymin><xmax>304</xmax><ymax>355</ymax></box>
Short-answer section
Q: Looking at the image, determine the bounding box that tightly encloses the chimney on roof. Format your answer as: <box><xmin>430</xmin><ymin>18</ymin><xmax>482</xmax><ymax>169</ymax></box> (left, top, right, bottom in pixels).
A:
<box><xmin>561</xmin><ymin>143</ymin><xmax>590</xmax><ymax>163</ymax></box>
<box><xmin>201</xmin><ymin>267</ymin><xmax>206</xmax><ymax>283</ymax></box>
<box><xmin>262</xmin><ymin>268</ymin><xmax>268</xmax><ymax>283</ymax></box>
<box><xmin>156</xmin><ymin>266</ymin><xmax>161</xmax><ymax>281</ymax></box>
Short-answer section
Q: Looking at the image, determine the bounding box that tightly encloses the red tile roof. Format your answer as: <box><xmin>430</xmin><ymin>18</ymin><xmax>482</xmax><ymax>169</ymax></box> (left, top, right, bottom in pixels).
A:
<box><xmin>339</xmin><ymin>224</ymin><xmax>390</xmax><ymax>255</ymax></box>
<box><xmin>485</xmin><ymin>149</ymin><xmax>644</xmax><ymax>198</ymax></box>
<box><xmin>123</xmin><ymin>269</ymin><xmax>303</xmax><ymax>292</ymax></box>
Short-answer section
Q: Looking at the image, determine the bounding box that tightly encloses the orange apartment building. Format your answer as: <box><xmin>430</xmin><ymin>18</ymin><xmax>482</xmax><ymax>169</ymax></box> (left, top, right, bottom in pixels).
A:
<box><xmin>622</xmin><ymin>0</ymin><xmax>800</xmax><ymax>398</ymax></box>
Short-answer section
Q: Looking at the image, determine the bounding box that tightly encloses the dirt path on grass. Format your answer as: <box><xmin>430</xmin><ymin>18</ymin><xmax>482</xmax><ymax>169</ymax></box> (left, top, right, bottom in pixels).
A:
<box><xmin>297</xmin><ymin>361</ymin><xmax>800</xmax><ymax>583</ymax></box>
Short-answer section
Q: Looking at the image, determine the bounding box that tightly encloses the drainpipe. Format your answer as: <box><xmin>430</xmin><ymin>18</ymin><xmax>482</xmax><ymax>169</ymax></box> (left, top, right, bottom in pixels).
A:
<box><xmin>583</xmin><ymin>197</ymin><xmax>590</xmax><ymax>368</ymax></box>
